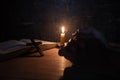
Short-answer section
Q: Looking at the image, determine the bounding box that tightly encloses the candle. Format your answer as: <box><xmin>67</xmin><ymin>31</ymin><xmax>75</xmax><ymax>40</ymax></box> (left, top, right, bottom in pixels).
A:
<box><xmin>60</xmin><ymin>26</ymin><xmax>65</xmax><ymax>46</ymax></box>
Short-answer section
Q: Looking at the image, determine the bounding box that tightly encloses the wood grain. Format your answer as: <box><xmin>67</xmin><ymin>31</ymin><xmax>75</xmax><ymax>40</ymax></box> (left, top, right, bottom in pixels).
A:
<box><xmin>0</xmin><ymin>48</ymin><xmax>72</xmax><ymax>80</ymax></box>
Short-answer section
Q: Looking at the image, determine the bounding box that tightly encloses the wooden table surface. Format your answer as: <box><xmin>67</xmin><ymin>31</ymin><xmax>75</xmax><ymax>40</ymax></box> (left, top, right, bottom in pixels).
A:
<box><xmin>0</xmin><ymin>48</ymin><xmax>120</xmax><ymax>80</ymax></box>
<box><xmin>0</xmin><ymin>48</ymin><xmax>72</xmax><ymax>80</ymax></box>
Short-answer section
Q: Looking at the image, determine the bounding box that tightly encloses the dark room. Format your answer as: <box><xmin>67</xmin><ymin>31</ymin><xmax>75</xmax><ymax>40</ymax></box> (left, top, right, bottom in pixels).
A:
<box><xmin>0</xmin><ymin>0</ymin><xmax>120</xmax><ymax>80</ymax></box>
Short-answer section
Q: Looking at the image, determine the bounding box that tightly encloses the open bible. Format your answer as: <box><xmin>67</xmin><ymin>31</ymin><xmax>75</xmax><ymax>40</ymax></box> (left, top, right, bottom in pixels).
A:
<box><xmin>0</xmin><ymin>39</ymin><xmax>57</xmax><ymax>61</ymax></box>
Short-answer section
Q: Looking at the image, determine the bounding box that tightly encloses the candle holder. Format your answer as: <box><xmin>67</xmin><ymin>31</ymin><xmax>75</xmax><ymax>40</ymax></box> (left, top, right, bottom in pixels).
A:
<box><xmin>57</xmin><ymin>42</ymin><xmax>66</xmax><ymax>48</ymax></box>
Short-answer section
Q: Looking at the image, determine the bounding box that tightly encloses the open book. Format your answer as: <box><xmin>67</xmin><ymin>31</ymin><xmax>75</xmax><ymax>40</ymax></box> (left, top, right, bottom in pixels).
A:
<box><xmin>19</xmin><ymin>39</ymin><xmax>58</xmax><ymax>51</ymax></box>
<box><xmin>0</xmin><ymin>39</ymin><xmax>57</xmax><ymax>61</ymax></box>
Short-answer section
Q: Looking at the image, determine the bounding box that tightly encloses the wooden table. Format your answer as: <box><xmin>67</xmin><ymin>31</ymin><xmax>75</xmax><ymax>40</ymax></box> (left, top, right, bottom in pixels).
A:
<box><xmin>0</xmin><ymin>48</ymin><xmax>120</xmax><ymax>80</ymax></box>
<box><xmin>0</xmin><ymin>48</ymin><xmax>72</xmax><ymax>80</ymax></box>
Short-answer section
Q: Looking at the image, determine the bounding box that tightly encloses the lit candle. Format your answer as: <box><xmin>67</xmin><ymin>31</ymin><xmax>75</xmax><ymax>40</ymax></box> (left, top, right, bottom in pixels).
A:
<box><xmin>60</xmin><ymin>26</ymin><xmax>65</xmax><ymax>46</ymax></box>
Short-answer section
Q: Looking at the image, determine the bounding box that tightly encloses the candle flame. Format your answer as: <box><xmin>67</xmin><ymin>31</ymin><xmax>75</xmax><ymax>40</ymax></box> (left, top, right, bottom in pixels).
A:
<box><xmin>61</xmin><ymin>26</ymin><xmax>65</xmax><ymax>33</ymax></box>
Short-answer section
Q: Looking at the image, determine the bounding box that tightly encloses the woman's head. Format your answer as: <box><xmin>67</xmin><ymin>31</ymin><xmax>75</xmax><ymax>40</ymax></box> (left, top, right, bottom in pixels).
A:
<box><xmin>78</xmin><ymin>15</ymin><xmax>93</xmax><ymax>29</ymax></box>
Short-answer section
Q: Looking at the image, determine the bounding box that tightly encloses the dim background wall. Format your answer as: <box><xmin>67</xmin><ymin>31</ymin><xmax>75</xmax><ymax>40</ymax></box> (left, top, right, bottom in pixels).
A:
<box><xmin>1</xmin><ymin>0</ymin><xmax>120</xmax><ymax>43</ymax></box>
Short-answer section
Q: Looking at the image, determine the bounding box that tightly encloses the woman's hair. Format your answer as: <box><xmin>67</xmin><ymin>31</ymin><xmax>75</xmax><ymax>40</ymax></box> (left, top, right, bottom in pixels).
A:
<box><xmin>78</xmin><ymin>15</ymin><xmax>93</xmax><ymax>29</ymax></box>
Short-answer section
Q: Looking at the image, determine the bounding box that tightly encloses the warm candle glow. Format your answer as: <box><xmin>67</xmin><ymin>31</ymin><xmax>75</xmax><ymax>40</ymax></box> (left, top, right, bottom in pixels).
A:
<box><xmin>60</xmin><ymin>26</ymin><xmax>65</xmax><ymax>46</ymax></box>
<box><xmin>61</xmin><ymin>26</ymin><xmax>65</xmax><ymax>33</ymax></box>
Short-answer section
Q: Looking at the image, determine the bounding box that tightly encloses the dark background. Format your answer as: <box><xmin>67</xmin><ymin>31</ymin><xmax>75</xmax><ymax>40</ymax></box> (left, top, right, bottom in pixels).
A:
<box><xmin>1</xmin><ymin>0</ymin><xmax>120</xmax><ymax>43</ymax></box>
